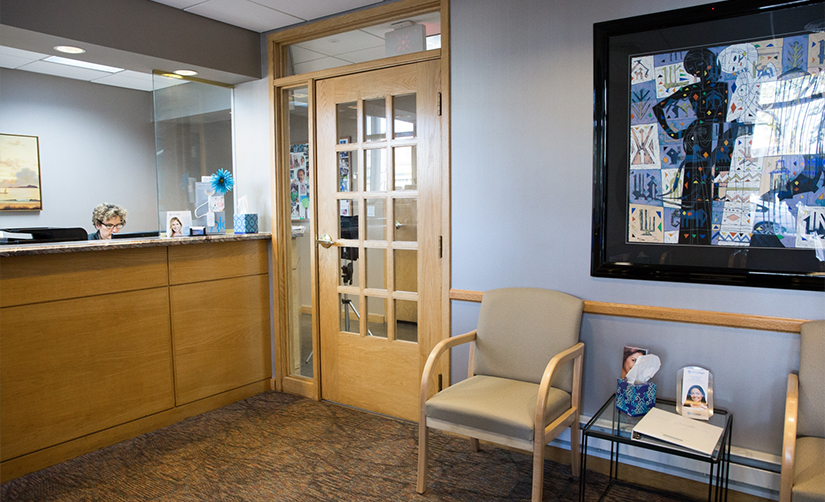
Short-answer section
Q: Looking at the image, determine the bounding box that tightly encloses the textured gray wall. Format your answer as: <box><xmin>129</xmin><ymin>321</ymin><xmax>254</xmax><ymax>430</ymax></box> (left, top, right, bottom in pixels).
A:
<box><xmin>0</xmin><ymin>69</ymin><xmax>158</xmax><ymax>234</ymax></box>
<box><xmin>449</xmin><ymin>0</ymin><xmax>823</xmax><ymax>456</ymax></box>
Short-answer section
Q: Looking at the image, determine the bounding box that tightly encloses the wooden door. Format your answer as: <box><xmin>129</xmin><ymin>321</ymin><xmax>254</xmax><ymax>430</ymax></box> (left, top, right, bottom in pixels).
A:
<box><xmin>316</xmin><ymin>60</ymin><xmax>441</xmax><ymax>421</ymax></box>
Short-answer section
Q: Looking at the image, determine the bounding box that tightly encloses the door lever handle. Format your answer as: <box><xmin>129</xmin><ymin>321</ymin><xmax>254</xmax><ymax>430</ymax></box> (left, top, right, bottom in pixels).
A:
<box><xmin>317</xmin><ymin>233</ymin><xmax>334</xmax><ymax>248</ymax></box>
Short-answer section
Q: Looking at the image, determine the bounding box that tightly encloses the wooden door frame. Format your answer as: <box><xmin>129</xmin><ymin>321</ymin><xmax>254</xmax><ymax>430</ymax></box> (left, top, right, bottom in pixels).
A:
<box><xmin>267</xmin><ymin>0</ymin><xmax>452</xmax><ymax>400</ymax></box>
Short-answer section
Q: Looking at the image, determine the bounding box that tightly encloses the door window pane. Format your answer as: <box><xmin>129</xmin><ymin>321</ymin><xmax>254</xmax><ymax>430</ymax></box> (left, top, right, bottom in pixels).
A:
<box><xmin>365</xmin><ymin>148</ymin><xmax>387</xmax><ymax>192</ymax></box>
<box><xmin>366</xmin><ymin>248</ymin><xmax>387</xmax><ymax>290</ymax></box>
<box><xmin>394</xmin><ymin>146</ymin><xmax>417</xmax><ymax>190</ymax></box>
<box><xmin>395</xmin><ymin>300</ymin><xmax>418</xmax><ymax>343</ymax></box>
<box><xmin>339</xmin><ymin>199</ymin><xmax>359</xmax><ymax>286</ymax></box>
<box><xmin>394</xmin><ymin>249</ymin><xmax>417</xmax><ymax>293</ymax></box>
<box><xmin>340</xmin><ymin>294</ymin><xmax>361</xmax><ymax>334</ymax></box>
<box><xmin>364</xmin><ymin>98</ymin><xmax>386</xmax><ymax>141</ymax></box>
<box><xmin>367</xmin><ymin>297</ymin><xmax>388</xmax><ymax>339</ymax></box>
<box><xmin>366</xmin><ymin>198</ymin><xmax>386</xmax><ymax>241</ymax></box>
<box><xmin>337</xmin><ymin>102</ymin><xmax>357</xmax><ymax>144</ymax></box>
<box><xmin>338</xmin><ymin>150</ymin><xmax>358</xmax><ymax>193</ymax></box>
<box><xmin>394</xmin><ymin>198</ymin><xmax>417</xmax><ymax>242</ymax></box>
<box><xmin>393</xmin><ymin>94</ymin><xmax>416</xmax><ymax>139</ymax></box>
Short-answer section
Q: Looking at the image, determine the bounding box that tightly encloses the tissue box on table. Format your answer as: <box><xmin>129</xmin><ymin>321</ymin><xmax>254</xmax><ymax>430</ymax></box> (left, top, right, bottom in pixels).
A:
<box><xmin>234</xmin><ymin>213</ymin><xmax>258</xmax><ymax>234</ymax></box>
<box><xmin>616</xmin><ymin>378</ymin><xmax>656</xmax><ymax>416</ymax></box>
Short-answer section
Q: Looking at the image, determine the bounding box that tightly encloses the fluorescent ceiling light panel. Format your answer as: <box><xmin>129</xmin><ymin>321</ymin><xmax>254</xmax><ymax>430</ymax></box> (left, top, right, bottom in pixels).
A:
<box><xmin>44</xmin><ymin>56</ymin><xmax>123</xmax><ymax>73</ymax></box>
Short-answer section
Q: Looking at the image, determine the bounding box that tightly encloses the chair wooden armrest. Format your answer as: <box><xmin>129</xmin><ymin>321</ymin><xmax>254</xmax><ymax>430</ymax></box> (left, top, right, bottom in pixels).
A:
<box><xmin>419</xmin><ymin>330</ymin><xmax>478</xmax><ymax>420</ymax></box>
<box><xmin>417</xmin><ymin>330</ymin><xmax>477</xmax><ymax>493</ymax></box>
<box><xmin>779</xmin><ymin>373</ymin><xmax>798</xmax><ymax>502</ymax></box>
<box><xmin>536</xmin><ymin>342</ymin><xmax>585</xmax><ymax>430</ymax></box>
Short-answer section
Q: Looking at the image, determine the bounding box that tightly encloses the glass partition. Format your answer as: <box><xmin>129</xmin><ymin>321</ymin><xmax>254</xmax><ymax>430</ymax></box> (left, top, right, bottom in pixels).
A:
<box><xmin>283</xmin><ymin>12</ymin><xmax>441</xmax><ymax>76</ymax></box>
<box><xmin>153</xmin><ymin>74</ymin><xmax>235</xmax><ymax>235</ymax></box>
<box><xmin>285</xmin><ymin>86</ymin><xmax>314</xmax><ymax>378</ymax></box>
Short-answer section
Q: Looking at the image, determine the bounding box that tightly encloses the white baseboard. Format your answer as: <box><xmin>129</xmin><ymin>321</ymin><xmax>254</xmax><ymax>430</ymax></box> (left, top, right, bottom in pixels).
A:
<box><xmin>550</xmin><ymin>415</ymin><xmax>780</xmax><ymax>501</ymax></box>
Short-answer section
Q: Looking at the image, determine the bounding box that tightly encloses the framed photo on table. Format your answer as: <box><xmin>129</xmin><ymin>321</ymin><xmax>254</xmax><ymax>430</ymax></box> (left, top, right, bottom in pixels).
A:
<box><xmin>591</xmin><ymin>0</ymin><xmax>825</xmax><ymax>291</ymax></box>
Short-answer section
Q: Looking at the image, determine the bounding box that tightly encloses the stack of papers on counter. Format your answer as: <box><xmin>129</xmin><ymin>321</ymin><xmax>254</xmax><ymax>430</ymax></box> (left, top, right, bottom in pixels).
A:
<box><xmin>631</xmin><ymin>407</ymin><xmax>723</xmax><ymax>456</ymax></box>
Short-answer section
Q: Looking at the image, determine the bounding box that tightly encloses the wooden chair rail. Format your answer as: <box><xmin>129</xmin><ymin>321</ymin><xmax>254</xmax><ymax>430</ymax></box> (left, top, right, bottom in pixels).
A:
<box><xmin>449</xmin><ymin>289</ymin><xmax>807</xmax><ymax>334</ymax></box>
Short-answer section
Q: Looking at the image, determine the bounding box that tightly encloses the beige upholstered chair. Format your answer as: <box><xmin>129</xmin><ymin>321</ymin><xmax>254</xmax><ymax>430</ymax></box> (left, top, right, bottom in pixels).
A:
<box><xmin>416</xmin><ymin>287</ymin><xmax>585</xmax><ymax>502</ymax></box>
<box><xmin>780</xmin><ymin>320</ymin><xmax>825</xmax><ymax>502</ymax></box>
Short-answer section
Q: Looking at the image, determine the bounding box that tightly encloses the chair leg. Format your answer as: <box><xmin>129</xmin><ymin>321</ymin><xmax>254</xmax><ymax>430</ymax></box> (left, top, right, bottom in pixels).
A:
<box><xmin>417</xmin><ymin>421</ymin><xmax>429</xmax><ymax>493</ymax></box>
<box><xmin>470</xmin><ymin>437</ymin><xmax>480</xmax><ymax>451</ymax></box>
<box><xmin>570</xmin><ymin>419</ymin><xmax>581</xmax><ymax>478</ymax></box>
<box><xmin>532</xmin><ymin>440</ymin><xmax>544</xmax><ymax>502</ymax></box>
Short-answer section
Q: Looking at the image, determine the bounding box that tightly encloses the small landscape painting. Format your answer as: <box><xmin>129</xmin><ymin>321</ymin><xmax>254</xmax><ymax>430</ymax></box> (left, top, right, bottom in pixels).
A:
<box><xmin>0</xmin><ymin>133</ymin><xmax>43</xmax><ymax>211</ymax></box>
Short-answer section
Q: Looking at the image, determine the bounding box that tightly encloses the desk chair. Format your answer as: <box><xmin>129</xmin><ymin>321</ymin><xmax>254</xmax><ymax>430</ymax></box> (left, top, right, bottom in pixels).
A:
<box><xmin>780</xmin><ymin>319</ymin><xmax>825</xmax><ymax>502</ymax></box>
<box><xmin>417</xmin><ymin>287</ymin><xmax>585</xmax><ymax>502</ymax></box>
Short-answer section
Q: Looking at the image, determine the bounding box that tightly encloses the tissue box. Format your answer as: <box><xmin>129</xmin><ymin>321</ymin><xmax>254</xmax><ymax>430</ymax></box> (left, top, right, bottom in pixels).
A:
<box><xmin>616</xmin><ymin>378</ymin><xmax>656</xmax><ymax>416</ymax></box>
<box><xmin>234</xmin><ymin>213</ymin><xmax>258</xmax><ymax>234</ymax></box>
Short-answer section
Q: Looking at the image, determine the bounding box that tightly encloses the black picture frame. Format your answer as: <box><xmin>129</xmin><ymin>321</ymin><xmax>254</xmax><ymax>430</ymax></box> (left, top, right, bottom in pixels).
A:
<box><xmin>592</xmin><ymin>0</ymin><xmax>825</xmax><ymax>291</ymax></box>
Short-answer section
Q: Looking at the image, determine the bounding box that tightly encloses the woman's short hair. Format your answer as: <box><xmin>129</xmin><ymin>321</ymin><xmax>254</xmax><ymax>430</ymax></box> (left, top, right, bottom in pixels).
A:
<box><xmin>92</xmin><ymin>203</ymin><xmax>127</xmax><ymax>226</ymax></box>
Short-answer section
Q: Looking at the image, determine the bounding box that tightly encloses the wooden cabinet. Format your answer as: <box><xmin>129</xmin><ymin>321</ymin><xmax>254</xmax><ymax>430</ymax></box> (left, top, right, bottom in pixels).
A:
<box><xmin>0</xmin><ymin>238</ymin><xmax>271</xmax><ymax>482</ymax></box>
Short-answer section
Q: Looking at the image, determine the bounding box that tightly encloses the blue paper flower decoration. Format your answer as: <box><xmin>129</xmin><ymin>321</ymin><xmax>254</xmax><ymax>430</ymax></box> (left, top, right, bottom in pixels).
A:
<box><xmin>211</xmin><ymin>169</ymin><xmax>234</xmax><ymax>194</ymax></box>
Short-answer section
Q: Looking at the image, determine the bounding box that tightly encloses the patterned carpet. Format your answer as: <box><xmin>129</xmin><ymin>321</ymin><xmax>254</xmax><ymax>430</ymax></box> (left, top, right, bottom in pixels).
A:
<box><xmin>1</xmin><ymin>392</ymin><xmax>687</xmax><ymax>502</ymax></box>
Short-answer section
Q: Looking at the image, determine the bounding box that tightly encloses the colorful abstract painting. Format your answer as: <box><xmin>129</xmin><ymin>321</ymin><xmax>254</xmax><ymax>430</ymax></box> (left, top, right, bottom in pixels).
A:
<box><xmin>628</xmin><ymin>36</ymin><xmax>825</xmax><ymax>251</ymax></box>
<box><xmin>0</xmin><ymin>134</ymin><xmax>42</xmax><ymax>211</ymax></box>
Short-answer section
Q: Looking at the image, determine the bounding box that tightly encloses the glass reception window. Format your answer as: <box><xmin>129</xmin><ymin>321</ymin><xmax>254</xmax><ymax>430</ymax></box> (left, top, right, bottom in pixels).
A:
<box><xmin>153</xmin><ymin>75</ymin><xmax>234</xmax><ymax>234</ymax></box>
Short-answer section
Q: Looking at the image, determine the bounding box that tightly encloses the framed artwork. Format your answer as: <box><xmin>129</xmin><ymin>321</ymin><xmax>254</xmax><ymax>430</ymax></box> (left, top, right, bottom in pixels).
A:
<box><xmin>0</xmin><ymin>133</ymin><xmax>42</xmax><ymax>211</ymax></box>
<box><xmin>592</xmin><ymin>0</ymin><xmax>825</xmax><ymax>291</ymax></box>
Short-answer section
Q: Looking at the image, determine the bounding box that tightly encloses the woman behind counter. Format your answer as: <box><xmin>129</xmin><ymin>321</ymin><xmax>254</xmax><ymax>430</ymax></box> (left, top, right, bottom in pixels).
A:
<box><xmin>88</xmin><ymin>203</ymin><xmax>127</xmax><ymax>240</ymax></box>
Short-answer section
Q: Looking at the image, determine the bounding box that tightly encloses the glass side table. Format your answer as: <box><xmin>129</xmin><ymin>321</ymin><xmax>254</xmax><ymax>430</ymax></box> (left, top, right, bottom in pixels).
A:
<box><xmin>579</xmin><ymin>395</ymin><xmax>733</xmax><ymax>502</ymax></box>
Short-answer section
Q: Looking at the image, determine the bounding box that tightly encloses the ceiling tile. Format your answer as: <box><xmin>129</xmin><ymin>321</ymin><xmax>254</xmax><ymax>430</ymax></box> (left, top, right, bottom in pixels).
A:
<box><xmin>336</xmin><ymin>45</ymin><xmax>386</xmax><ymax>64</ymax></box>
<box><xmin>293</xmin><ymin>56</ymin><xmax>351</xmax><ymax>74</ymax></box>
<box><xmin>0</xmin><ymin>53</ymin><xmax>39</xmax><ymax>70</ymax></box>
<box><xmin>16</xmin><ymin>60</ymin><xmax>111</xmax><ymax>81</ymax></box>
<box><xmin>287</xmin><ymin>45</ymin><xmax>327</xmax><ymax>64</ymax></box>
<box><xmin>253</xmin><ymin>0</ymin><xmax>382</xmax><ymax>23</ymax></box>
<box><xmin>92</xmin><ymin>72</ymin><xmax>154</xmax><ymax>92</ymax></box>
<box><xmin>0</xmin><ymin>46</ymin><xmax>49</xmax><ymax>60</ymax></box>
<box><xmin>148</xmin><ymin>0</ymin><xmax>206</xmax><ymax>9</ymax></box>
<box><xmin>295</xmin><ymin>30</ymin><xmax>383</xmax><ymax>57</ymax></box>
<box><xmin>185</xmin><ymin>0</ymin><xmax>302</xmax><ymax>32</ymax></box>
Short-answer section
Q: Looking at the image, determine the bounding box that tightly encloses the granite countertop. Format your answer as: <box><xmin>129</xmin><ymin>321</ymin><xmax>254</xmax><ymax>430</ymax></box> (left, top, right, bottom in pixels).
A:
<box><xmin>0</xmin><ymin>232</ymin><xmax>272</xmax><ymax>257</ymax></box>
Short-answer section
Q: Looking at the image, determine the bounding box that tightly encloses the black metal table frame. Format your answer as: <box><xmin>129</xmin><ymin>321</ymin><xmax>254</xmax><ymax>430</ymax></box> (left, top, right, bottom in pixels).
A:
<box><xmin>579</xmin><ymin>395</ymin><xmax>733</xmax><ymax>502</ymax></box>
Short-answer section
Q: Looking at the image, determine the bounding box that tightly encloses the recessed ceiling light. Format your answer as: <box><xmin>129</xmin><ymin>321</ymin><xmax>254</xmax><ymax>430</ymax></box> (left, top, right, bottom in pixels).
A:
<box><xmin>44</xmin><ymin>55</ymin><xmax>123</xmax><ymax>73</ymax></box>
<box><xmin>54</xmin><ymin>45</ymin><xmax>86</xmax><ymax>54</ymax></box>
<box><xmin>173</xmin><ymin>69</ymin><xmax>198</xmax><ymax>76</ymax></box>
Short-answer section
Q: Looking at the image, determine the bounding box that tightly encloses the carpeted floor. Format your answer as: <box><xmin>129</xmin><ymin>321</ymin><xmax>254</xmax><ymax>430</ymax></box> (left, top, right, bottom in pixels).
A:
<box><xmin>1</xmin><ymin>392</ymin><xmax>688</xmax><ymax>502</ymax></box>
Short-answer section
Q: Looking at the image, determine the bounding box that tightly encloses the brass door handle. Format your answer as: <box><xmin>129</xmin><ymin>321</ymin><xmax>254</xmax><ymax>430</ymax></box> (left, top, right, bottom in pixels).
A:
<box><xmin>317</xmin><ymin>233</ymin><xmax>334</xmax><ymax>248</ymax></box>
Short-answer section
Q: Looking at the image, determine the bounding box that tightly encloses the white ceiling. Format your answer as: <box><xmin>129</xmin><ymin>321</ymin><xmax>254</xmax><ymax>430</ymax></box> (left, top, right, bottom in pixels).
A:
<box><xmin>0</xmin><ymin>0</ymin><xmax>438</xmax><ymax>91</ymax></box>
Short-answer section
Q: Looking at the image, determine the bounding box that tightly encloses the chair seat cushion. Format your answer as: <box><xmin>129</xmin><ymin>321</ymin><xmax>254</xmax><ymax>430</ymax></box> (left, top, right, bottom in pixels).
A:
<box><xmin>794</xmin><ymin>436</ymin><xmax>825</xmax><ymax>502</ymax></box>
<box><xmin>424</xmin><ymin>375</ymin><xmax>571</xmax><ymax>442</ymax></box>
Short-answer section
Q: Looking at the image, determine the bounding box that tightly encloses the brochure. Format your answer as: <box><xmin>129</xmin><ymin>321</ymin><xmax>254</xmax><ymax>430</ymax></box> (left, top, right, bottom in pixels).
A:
<box><xmin>631</xmin><ymin>407</ymin><xmax>723</xmax><ymax>456</ymax></box>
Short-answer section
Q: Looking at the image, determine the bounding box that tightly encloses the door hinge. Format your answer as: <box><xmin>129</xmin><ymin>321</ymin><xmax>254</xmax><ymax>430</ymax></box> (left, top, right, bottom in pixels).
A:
<box><xmin>437</xmin><ymin>92</ymin><xmax>442</xmax><ymax>116</ymax></box>
<box><xmin>438</xmin><ymin>373</ymin><xmax>443</xmax><ymax>392</ymax></box>
<box><xmin>438</xmin><ymin>235</ymin><xmax>443</xmax><ymax>258</ymax></box>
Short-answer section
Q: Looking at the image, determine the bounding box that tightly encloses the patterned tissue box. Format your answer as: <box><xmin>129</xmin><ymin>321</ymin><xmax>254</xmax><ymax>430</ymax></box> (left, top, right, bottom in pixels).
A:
<box><xmin>616</xmin><ymin>378</ymin><xmax>657</xmax><ymax>417</ymax></box>
<box><xmin>234</xmin><ymin>213</ymin><xmax>258</xmax><ymax>234</ymax></box>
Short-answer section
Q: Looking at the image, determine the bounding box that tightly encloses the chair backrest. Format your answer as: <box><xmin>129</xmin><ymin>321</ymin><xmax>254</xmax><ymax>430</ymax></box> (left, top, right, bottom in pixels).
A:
<box><xmin>798</xmin><ymin>320</ymin><xmax>825</xmax><ymax>438</ymax></box>
<box><xmin>473</xmin><ymin>287</ymin><xmax>583</xmax><ymax>392</ymax></box>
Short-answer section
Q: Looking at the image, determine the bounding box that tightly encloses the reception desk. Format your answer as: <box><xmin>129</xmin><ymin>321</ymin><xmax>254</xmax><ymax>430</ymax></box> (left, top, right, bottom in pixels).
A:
<box><xmin>0</xmin><ymin>234</ymin><xmax>272</xmax><ymax>482</ymax></box>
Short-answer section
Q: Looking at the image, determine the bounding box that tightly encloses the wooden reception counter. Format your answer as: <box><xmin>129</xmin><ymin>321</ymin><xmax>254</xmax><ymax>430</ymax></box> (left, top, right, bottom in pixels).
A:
<box><xmin>0</xmin><ymin>234</ymin><xmax>272</xmax><ymax>482</ymax></box>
